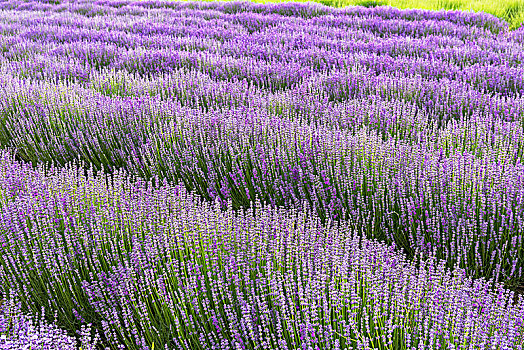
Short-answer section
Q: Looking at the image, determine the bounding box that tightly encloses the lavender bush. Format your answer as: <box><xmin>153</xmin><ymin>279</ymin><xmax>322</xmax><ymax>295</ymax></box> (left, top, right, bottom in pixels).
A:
<box><xmin>0</xmin><ymin>151</ymin><xmax>522</xmax><ymax>349</ymax></box>
<box><xmin>0</xmin><ymin>293</ymin><xmax>99</xmax><ymax>350</ymax></box>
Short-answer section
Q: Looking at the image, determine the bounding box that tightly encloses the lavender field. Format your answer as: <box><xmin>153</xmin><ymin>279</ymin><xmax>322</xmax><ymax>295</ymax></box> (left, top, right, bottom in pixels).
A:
<box><xmin>0</xmin><ymin>0</ymin><xmax>524</xmax><ymax>349</ymax></box>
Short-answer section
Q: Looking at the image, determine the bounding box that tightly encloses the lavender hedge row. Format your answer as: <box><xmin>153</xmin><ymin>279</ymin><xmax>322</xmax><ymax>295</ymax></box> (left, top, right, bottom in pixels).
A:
<box><xmin>0</xmin><ymin>151</ymin><xmax>522</xmax><ymax>349</ymax></box>
<box><xmin>2</xmin><ymin>78</ymin><xmax>524</xmax><ymax>283</ymax></box>
<box><xmin>0</xmin><ymin>83</ymin><xmax>523</xmax><ymax>284</ymax></box>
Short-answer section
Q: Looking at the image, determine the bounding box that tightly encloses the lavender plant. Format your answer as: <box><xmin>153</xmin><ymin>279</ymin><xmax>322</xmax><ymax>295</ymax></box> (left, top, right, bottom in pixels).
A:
<box><xmin>0</xmin><ymin>292</ymin><xmax>99</xmax><ymax>350</ymax></box>
<box><xmin>0</xmin><ymin>151</ymin><xmax>522</xmax><ymax>349</ymax></box>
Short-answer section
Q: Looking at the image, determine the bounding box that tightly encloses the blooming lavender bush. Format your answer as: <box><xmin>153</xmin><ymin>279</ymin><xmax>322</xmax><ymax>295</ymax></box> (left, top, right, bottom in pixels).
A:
<box><xmin>0</xmin><ymin>293</ymin><xmax>99</xmax><ymax>350</ymax></box>
<box><xmin>509</xmin><ymin>23</ymin><xmax>524</xmax><ymax>43</ymax></box>
<box><xmin>0</xmin><ymin>151</ymin><xmax>522</xmax><ymax>349</ymax></box>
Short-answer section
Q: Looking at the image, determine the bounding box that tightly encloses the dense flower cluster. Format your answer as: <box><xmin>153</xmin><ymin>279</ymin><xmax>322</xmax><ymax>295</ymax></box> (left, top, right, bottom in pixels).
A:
<box><xmin>510</xmin><ymin>24</ymin><xmax>524</xmax><ymax>43</ymax></box>
<box><xmin>0</xmin><ymin>151</ymin><xmax>522</xmax><ymax>349</ymax></box>
<box><xmin>0</xmin><ymin>293</ymin><xmax>99</xmax><ymax>349</ymax></box>
<box><xmin>0</xmin><ymin>0</ymin><xmax>523</xmax><ymax>348</ymax></box>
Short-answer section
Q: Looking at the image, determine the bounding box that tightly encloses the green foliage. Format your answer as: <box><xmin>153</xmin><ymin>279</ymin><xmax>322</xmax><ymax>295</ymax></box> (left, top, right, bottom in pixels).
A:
<box><xmin>354</xmin><ymin>0</ymin><xmax>388</xmax><ymax>7</ymax></box>
<box><xmin>437</xmin><ymin>0</ymin><xmax>464</xmax><ymax>10</ymax></box>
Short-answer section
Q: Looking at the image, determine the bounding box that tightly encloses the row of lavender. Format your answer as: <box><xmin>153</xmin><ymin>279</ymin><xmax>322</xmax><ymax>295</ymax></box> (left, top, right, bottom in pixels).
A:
<box><xmin>6</xmin><ymin>80</ymin><xmax>524</xmax><ymax>287</ymax></box>
<box><xmin>0</xmin><ymin>0</ymin><xmax>523</xmax><ymax>286</ymax></box>
<box><xmin>0</xmin><ymin>151</ymin><xmax>522</xmax><ymax>349</ymax></box>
